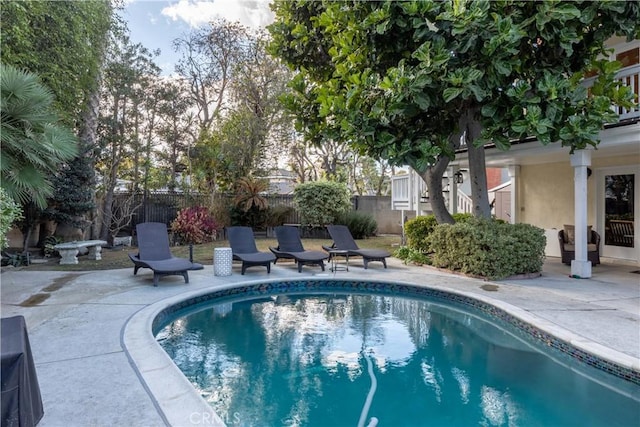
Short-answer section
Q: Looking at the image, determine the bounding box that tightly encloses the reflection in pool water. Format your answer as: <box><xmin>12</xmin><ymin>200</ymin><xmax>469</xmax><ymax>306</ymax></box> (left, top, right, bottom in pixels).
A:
<box><xmin>157</xmin><ymin>293</ymin><xmax>639</xmax><ymax>427</ymax></box>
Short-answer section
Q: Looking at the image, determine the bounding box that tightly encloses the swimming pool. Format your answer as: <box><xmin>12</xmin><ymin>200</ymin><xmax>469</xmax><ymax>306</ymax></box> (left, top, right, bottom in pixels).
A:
<box><xmin>153</xmin><ymin>280</ymin><xmax>640</xmax><ymax>427</ymax></box>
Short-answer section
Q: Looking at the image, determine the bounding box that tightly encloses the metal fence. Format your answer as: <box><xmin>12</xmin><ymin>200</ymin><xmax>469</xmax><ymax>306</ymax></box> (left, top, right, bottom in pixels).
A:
<box><xmin>114</xmin><ymin>192</ymin><xmax>305</xmax><ymax>233</ymax></box>
<box><xmin>111</xmin><ymin>192</ymin><xmax>405</xmax><ymax>238</ymax></box>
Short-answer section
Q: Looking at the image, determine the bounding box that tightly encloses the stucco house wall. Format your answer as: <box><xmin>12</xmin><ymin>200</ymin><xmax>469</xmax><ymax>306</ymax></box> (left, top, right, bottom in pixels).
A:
<box><xmin>516</xmin><ymin>153</ymin><xmax>639</xmax><ymax>258</ymax></box>
<box><xmin>518</xmin><ymin>154</ymin><xmax>639</xmax><ymax>227</ymax></box>
<box><xmin>519</xmin><ymin>163</ymin><xmax>578</xmax><ymax>228</ymax></box>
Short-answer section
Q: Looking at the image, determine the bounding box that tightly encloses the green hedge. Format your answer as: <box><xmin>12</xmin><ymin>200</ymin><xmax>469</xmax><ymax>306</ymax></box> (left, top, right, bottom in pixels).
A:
<box><xmin>429</xmin><ymin>218</ymin><xmax>546</xmax><ymax>280</ymax></box>
<box><xmin>293</xmin><ymin>181</ymin><xmax>351</xmax><ymax>226</ymax></box>
<box><xmin>404</xmin><ymin>213</ymin><xmax>473</xmax><ymax>253</ymax></box>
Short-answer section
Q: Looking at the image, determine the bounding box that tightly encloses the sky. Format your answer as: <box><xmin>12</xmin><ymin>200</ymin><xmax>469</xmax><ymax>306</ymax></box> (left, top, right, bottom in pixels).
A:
<box><xmin>121</xmin><ymin>0</ymin><xmax>274</xmax><ymax>75</ymax></box>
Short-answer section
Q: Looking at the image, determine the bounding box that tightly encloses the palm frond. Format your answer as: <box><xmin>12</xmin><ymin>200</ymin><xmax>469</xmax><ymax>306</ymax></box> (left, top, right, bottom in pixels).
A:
<box><xmin>233</xmin><ymin>176</ymin><xmax>270</xmax><ymax>212</ymax></box>
<box><xmin>0</xmin><ymin>64</ymin><xmax>78</xmax><ymax>209</ymax></box>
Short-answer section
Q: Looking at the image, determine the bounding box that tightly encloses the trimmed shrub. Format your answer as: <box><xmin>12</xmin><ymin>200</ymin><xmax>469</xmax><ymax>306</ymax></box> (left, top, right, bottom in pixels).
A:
<box><xmin>429</xmin><ymin>218</ymin><xmax>546</xmax><ymax>280</ymax></box>
<box><xmin>405</xmin><ymin>213</ymin><xmax>473</xmax><ymax>253</ymax></box>
<box><xmin>293</xmin><ymin>181</ymin><xmax>351</xmax><ymax>226</ymax></box>
<box><xmin>337</xmin><ymin>211</ymin><xmax>378</xmax><ymax>239</ymax></box>
<box><xmin>452</xmin><ymin>213</ymin><xmax>474</xmax><ymax>223</ymax></box>
<box><xmin>504</xmin><ymin>223</ymin><xmax>547</xmax><ymax>275</ymax></box>
<box><xmin>404</xmin><ymin>215</ymin><xmax>438</xmax><ymax>253</ymax></box>
<box><xmin>171</xmin><ymin>206</ymin><xmax>220</xmax><ymax>244</ymax></box>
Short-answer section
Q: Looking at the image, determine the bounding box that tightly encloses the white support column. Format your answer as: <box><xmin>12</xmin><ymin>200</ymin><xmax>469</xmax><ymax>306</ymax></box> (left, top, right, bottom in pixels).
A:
<box><xmin>570</xmin><ymin>149</ymin><xmax>592</xmax><ymax>278</ymax></box>
<box><xmin>507</xmin><ymin>165</ymin><xmax>520</xmax><ymax>224</ymax></box>
<box><xmin>412</xmin><ymin>169</ymin><xmax>420</xmax><ymax>217</ymax></box>
<box><xmin>449</xmin><ymin>167</ymin><xmax>459</xmax><ymax>214</ymax></box>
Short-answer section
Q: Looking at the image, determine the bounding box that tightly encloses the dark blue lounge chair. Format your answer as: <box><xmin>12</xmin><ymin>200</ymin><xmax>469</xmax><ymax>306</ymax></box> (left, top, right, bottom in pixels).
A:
<box><xmin>128</xmin><ymin>222</ymin><xmax>202</xmax><ymax>286</ymax></box>
<box><xmin>324</xmin><ymin>224</ymin><xmax>390</xmax><ymax>269</ymax></box>
<box><xmin>269</xmin><ymin>225</ymin><xmax>329</xmax><ymax>272</ymax></box>
<box><xmin>226</xmin><ymin>226</ymin><xmax>275</xmax><ymax>275</ymax></box>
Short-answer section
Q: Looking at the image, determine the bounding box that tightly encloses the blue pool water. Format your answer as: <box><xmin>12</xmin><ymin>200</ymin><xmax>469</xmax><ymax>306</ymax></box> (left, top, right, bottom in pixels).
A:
<box><xmin>157</xmin><ymin>288</ymin><xmax>639</xmax><ymax>427</ymax></box>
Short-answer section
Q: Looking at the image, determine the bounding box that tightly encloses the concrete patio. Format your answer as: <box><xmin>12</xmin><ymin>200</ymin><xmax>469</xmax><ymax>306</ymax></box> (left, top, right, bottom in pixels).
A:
<box><xmin>1</xmin><ymin>257</ymin><xmax>638</xmax><ymax>426</ymax></box>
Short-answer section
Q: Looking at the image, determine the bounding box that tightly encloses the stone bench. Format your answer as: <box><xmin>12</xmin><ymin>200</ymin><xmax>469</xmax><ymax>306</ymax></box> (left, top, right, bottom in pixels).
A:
<box><xmin>113</xmin><ymin>235</ymin><xmax>132</xmax><ymax>247</ymax></box>
<box><xmin>54</xmin><ymin>240</ymin><xmax>107</xmax><ymax>265</ymax></box>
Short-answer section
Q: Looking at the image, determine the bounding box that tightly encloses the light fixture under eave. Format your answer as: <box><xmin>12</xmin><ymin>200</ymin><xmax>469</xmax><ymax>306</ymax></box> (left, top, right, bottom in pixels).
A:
<box><xmin>453</xmin><ymin>171</ymin><xmax>464</xmax><ymax>184</ymax></box>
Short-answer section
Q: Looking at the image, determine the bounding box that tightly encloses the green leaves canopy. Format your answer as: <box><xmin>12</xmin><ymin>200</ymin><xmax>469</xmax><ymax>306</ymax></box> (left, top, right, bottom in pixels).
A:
<box><xmin>1</xmin><ymin>0</ymin><xmax>112</xmax><ymax>224</ymax></box>
<box><xmin>1</xmin><ymin>0</ymin><xmax>112</xmax><ymax>126</ymax></box>
<box><xmin>268</xmin><ymin>0</ymin><xmax>639</xmax><ymax>168</ymax></box>
<box><xmin>293</xmin><ymin>180</ymin><xmax>352</xmax><ymax>226</ymax></box>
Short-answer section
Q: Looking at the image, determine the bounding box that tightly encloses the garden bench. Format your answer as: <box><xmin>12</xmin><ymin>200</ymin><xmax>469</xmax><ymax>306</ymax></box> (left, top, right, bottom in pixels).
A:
<box><xmin>54</xmin><ymin>240</ymin><xmax>107</xmax><ymax>265</ymax></box>
<box><xmin>607</xmin><ymin>220</ymin><xmax>634</xmax><ymax>246</ymax></box>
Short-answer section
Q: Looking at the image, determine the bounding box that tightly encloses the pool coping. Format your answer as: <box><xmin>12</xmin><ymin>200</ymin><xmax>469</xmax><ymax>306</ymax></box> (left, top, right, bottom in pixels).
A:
<box><xmin>122</xmin><ymin>277</ymin><xmax>640</xmax><ymax>427</ymax></box>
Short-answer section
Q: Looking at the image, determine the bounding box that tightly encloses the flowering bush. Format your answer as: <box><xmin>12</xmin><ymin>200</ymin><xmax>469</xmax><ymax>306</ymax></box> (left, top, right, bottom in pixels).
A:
<box><xmin>171</xmin><ymin>206</ymin><xmax>220</xmax><ymax>244</ymax></box>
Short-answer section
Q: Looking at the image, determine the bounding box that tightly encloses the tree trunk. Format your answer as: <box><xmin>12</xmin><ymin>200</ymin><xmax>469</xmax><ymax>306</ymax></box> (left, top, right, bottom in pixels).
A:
<box><xmin>460</xmin><ymin>107</ymin><xmax>491</xmax><ymax>218</ymax></box>
<box><xmin>99</xmin><ymin>186</ymin><xmax>116</xmax><ymax>245</ymax></box>
<box><xmin>416</xmin><ymin>156</ymin><xmax>455</xmax><ymax>224</ymax></box>
<box><xmin>467</xmin><ymin>144</ymin><xmax>491</xmax><ymax>218</ymax></box>
<box><xmin>99</xmin><ymin>149</ymin><xmax>121</xmax><ymax>245</ymax></box>
<box><xmin>19</xmin><ymin>203</ymin><xmax>38</xmax><ymax>252</ymax></box>
<box><xmin>79</xmin><ymin>81</ymin><xmax>102</xmax><ymax>239</ymax></box>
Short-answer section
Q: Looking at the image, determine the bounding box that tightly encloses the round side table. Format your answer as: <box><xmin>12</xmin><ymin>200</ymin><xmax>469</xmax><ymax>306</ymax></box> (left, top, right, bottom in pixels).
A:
<box><xmin>214</xmin><ymin>247</ymin><xmax>233</xmax><ymax>276</ymax></box>
<box><xmin>329</xmin><ymin>249</ymin><xmax>349</xmax><ymax>272</ymax></box>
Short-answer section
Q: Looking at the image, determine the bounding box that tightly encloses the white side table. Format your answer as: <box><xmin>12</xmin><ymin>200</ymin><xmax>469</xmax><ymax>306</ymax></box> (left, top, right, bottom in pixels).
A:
<box><xmin>214</xmin><ymin>247</ymin><xmax>233</xmax><ymax>276</ymax></box>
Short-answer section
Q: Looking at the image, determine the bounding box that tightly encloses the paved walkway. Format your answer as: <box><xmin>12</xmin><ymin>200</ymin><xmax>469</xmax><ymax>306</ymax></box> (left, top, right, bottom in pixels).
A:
<box><xmin>1</xmin><ymin>257</ymin><xmax>638</xmax><ymax>426</ymax></box>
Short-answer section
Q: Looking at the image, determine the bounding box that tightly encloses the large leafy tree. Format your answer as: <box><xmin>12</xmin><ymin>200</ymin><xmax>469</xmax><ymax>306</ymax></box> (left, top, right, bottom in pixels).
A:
<box><xmin>154</xmin><ymin>79</ymin><xmax>196</xmax><ymax>192</ymax></box>
<box><xmin>174</xmin><ymin>19</ymin><xmax>250</xmax><ymax>133</ymax></box>
<box><xmin>190</xmin><ymin>29</ymin><xmax>293</xmax><ymax>193</ymax></box>
<box><xmin>1</xmin><ymin>0</ymin><xmax>112</xmax><ymax>126</ymax></box>
<box><xmin>230</xmin><ymin>31</ymin><xmax>293</xmax><ymax>176</ymax></box>
<box><xmin>97</xmin><ymin>32</ymin><xmax>162</xmax><ymax>241</ymax></box>
<box><xmin>1</xmin><ymin>0</ymin><xmax>113</xmax><ymax>240</ymax></box>
<box><xmin>269</xmin><ymin>0</ymin><xmax>638</xmax><ymax>222</ymax></box>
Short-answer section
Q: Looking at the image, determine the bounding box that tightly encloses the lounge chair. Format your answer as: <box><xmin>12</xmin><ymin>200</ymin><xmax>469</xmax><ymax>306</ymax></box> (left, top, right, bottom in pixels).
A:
<box><xmin>269</xmin><ymin>225</ymin><xmax>329</xmax><ymax>272</ymax></box>
<box><xmin>226</xmin><ymin>226</ymin><xmax>276</xmax><ymax>274</ymax></box>
<box><xmin>128</xmin><ymin>222</ymin><xmax>202</xmax><ymax>286</ymax></box>
<box><xmin>324</xmin><ymin>224</ymin><xmax>390</xmax><ymax>269</ymax></box>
